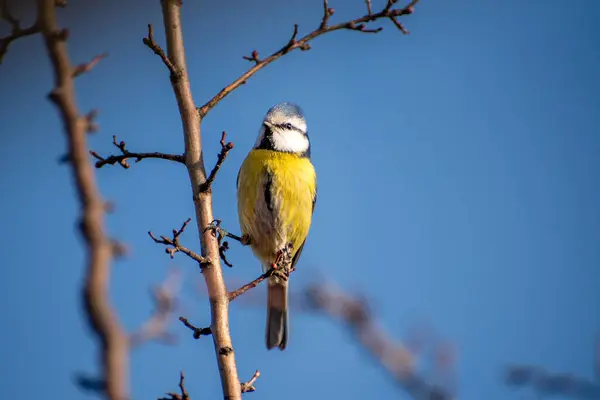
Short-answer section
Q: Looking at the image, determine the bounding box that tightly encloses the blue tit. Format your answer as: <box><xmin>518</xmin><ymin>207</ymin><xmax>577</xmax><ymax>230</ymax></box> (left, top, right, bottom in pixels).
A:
<box><xmin>236</xmin><ymin>102</ymin><xmax>317</xmax><ymax>350</ymax></box>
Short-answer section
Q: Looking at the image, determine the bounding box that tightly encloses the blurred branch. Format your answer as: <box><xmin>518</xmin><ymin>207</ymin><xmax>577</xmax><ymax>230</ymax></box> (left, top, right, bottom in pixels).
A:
<box><xmin>506</xmin><ymin>364</ymin><xmax>600</xmax><ymax>399</ymax></box>
<box><xmin>36</xmin><ymin>1</ymin><xmax>128</xmax><ymax>400</ymax></box>
<box><xmin>0</xmin><ymin>0</ymin><xmax>41</xmax><ymax>63</ymax></box>
<box><xmin>130</xmin><ymin>270</ymin><xmax>182</xmax><ymax>347</ymax></box>
<box><xmin>90</xmin><ymin>135</ymin><xmax>185</xmax><ymax>169</ymax></box>
<box><xmin>303</xmin><ymin>283</ymin><xmax>454</xmax><ymax>400</ymax></box>
<box><xmin>197</xmin><ymin>0</ymin><xmax>420</xmax><ymax>117</ymax></box>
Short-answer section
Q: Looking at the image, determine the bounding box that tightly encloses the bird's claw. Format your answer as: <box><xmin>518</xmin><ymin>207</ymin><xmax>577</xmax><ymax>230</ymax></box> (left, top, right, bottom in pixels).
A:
<box><xmin>270</xmin><ymin>243</ymin><xmax>294</xmax><ymax>279</ymax></box>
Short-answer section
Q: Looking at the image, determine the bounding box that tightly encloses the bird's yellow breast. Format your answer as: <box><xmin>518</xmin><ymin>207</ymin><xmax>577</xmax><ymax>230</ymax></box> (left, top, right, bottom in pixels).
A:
<box><xmin>237</xmin><ymin>149</ymin><xmax>317</xmax><ymax>267</ymax></box>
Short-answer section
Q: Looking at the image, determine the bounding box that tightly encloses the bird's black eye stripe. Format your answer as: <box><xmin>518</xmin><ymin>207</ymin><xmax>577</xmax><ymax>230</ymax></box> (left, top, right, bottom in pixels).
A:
<box><xmin>278</xmin><ymin>122</ymin><xmax>299</xmax><ymax>131</ymax></box>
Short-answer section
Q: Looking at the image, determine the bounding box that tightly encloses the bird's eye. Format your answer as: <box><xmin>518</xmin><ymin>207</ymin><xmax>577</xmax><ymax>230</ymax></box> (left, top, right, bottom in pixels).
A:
<box><xmin>284</xmin><ymin>123</ymin><xmax>293</xmax><ymax>130</ymax></box>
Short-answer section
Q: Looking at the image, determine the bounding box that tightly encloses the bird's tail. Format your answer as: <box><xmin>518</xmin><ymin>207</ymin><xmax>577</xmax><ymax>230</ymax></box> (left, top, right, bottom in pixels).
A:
<box><xmin>266</xmin><ymin>279</ymin><xmax>288</xmax><ymax>350</ymax></box>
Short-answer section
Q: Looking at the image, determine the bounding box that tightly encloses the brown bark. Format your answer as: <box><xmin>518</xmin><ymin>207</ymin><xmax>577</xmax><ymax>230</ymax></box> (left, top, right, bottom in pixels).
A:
<box><xmin>159</xmin><ymin>0</ymin><xmax>242</xmax><ymax>398</ymax></box>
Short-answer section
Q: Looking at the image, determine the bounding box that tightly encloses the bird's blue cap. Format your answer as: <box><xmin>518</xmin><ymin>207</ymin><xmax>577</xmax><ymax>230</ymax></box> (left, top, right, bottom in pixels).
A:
<box><xmin>265</xmin><ymin>102</ymin><xmax>305</xmax><ymax>120</ymax></box>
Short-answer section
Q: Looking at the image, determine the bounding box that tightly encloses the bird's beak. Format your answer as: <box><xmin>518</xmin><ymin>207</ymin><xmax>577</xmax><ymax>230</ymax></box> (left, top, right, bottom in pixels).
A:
<box><xmin>263</xmin><ymin>120</ymin><xmax>273</xmax><ymax>128</ymax></box>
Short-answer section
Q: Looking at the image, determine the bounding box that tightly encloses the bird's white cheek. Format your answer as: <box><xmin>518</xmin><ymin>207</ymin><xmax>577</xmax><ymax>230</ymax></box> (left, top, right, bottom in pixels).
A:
<box><xmin>272</xmin><ymin>131</ymin><xmax>309</xmax><ymax>153</ymax></box>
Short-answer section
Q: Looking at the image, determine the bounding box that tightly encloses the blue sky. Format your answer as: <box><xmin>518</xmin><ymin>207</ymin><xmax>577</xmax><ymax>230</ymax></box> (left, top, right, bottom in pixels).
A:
<box><xmin>1</xmin><ymin>0</ymin><xmax>599</xmax><ymax>399</ymax></box>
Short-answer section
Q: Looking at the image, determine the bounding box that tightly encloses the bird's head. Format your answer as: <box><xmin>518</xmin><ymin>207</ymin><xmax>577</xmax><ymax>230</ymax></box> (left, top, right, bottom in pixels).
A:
<box><xmin>254</xmin><ymin>102</ymin><xmax>310</xmax><ymax>157</ymax></box>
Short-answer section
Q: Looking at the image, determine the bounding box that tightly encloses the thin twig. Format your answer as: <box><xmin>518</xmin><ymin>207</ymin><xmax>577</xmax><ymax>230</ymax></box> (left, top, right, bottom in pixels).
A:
<box><xmin>142</xmin><ymin>23</ymin><xmax>180</xmax><ymax>79</ymax></box>
<box><xmin>199</xmin><ymin>131</ymin><xmax>234</xmax><ymax>193</ymax></box>
<box><xmin>178</xmin><ymin>316</ymin><xmax>212</xmax><ymax>339</ymax></box>
<box><xmin>240</xmin><ymin>370</ymin><xmax>261</xmax><ymax>393</ymax></box>
<box><xmin>197</xmin><ymin>0</ymin><xmax>420</xmax><ymax>117</ymax></box>
<box><xmin>227</xmin><ymin>270</ymin><xmax>274</xmax><ymax>302</ymax></box>
<box><xmin>73</xmin><ymin>52</ymin><xmax>109</xmax><ymax>77</ymax></box>
<box><xmin>0</xmin><ymin>0</ymin><xmax>41</xmax><ymax>63</ymax></box>
<box><xmin>158</xmin><ymin>371</ymin><xmax>190</xmax><ymax>400</ymax></box>
<box><xmin>148</xmin><ymin>218</ymin><xmax>211</xmax><ymax>266</ymax></box>
<box><xmin>37</xmin><ymin>1</ymin><xmax>128</xmax><ymax>399</ymax></box>
<box><xmin>90</xmin><ymin>135</ymin><xmax>185</xmax><ymax>169</ymax></box>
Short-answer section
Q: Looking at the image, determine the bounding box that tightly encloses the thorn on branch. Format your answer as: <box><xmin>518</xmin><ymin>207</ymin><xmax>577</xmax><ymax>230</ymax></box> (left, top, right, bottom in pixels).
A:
<box><xmin>72</xmin><ymin>52</ymin><xmax>108</xmax><ymax>77</ymax></box>
<box><xmin>241</xmin><ymin>370</ymin><xmax>261</xmax><ymax>393</ymax></box>
<box><xmin>90</xmin><ymin>135</ymin><xmax>185</xmax><ymax>168</ymax></box>
<box><xmin>158</xmin><ymin>371</ymin><xmax>190</xmax><ymax>400</ymax></box>
<box><xmin>242</xmin><ymin>50</ymin><xmax>261</xmax><ymax>64</ymax></box>
<box><xmin>148</xmin><ymin>219</ymin><xmax>211</xmax><ymax>266</ymax></box>
<box><xmin>199</xmin><ymin>131</ymin><xmax>234</xmax><ymax>193</ymax></box>
<box><xmin>143</xmin><ymin>23</ymin><xmax>181</xmax><ymax>80</ymax></box>
<box><xmin>179</xmin><ymin>316</ymin><xmax>211</xmax><ymax>339</ymax></box>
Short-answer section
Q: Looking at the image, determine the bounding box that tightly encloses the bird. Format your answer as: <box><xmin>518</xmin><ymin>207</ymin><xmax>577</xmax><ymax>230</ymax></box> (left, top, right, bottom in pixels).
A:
<box><xmin>236</xmin><ymin>102</ymin><xmax>317</xmax><ymax>350</ymax></box>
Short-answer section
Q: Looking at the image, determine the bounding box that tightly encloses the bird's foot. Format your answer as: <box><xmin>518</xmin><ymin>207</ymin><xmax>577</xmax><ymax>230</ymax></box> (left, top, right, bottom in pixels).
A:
<box><xmin>270</xmin><ymin>243</ymin><xmax>294</xmax><ymax>279</ymax></box>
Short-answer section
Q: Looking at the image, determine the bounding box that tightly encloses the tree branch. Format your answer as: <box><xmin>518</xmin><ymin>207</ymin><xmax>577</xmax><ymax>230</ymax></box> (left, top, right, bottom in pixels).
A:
<box><xmin>153</xmin><ymin>0</ymin><xmax>242</xmax><ymax>397</ymax></box>
<box><xmin>227</xmin><ymin>269</ymin><xmax>274</xmax><ymax>302</ymax></box>
<box><xmin>178</xmin><ymin>316</ymin><xmax>212</xmax><ymax>339</ymax></box>
<box><xmin>90</xmin><ymin>135</ymin><xmax>185</xmax><ymax>169</ymax></box>
<box><xmin>303</xmin><ymin>283</ymin><xmax>454</xmax><ymax>400</ymax></box>
<box><xmin>129</xmin><ymin>270</ymin><xmax>181</xmax><ymax>348</ymax></box>
<box><xmin>197</xmin><ymin>0</ymin><xmax>420</xmax><ymax>117</ymax></box>
<box><xmin>36</xmin><ymin>1</ymin><xmax>128</xmax><ymax>399</ymax></box>
<box><xmin>0</xmin><ymin>0</ymin><xmax>41</xmax><ymax>63</ymax></box>
<box><xmin>158</xmin><ymin>371</ymin><xmax>190</xmax><ymax>400</ymax></box>
<box><xmin>198</xmin><ymin>131</ymin><xmax>234</xmax><ymax>193</ymax></box>
<box><xmin>240</xmin><ymin>370</ymin><xmax>261</xmax><ymax>393</ymax></box>
<box><xmin>148</xmin><ymin>218</ymin><xmax>211</xmax><ymax>265</ymax></box>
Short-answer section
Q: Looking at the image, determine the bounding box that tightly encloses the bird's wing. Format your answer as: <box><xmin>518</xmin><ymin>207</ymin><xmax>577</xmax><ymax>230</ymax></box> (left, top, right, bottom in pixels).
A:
<box><xmin>290</xmin><ymin>185</ymin><xmax>317</xmax><ymax>269</ymax></box>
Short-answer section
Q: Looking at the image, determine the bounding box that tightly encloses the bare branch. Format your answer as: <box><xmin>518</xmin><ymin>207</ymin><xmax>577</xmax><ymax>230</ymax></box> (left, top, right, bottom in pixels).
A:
<box><xmin>148</xmin><ymin>218</ymin><xmax>211</xmax><ymax>265</ymax></box>
<box><xmin>178</xmin><ymin>316</ymin><xmax>212</xmax><ymax>339</ymax></box>
<box><xmin>129</xmin><ymin>270</ymin><xmax>181</xmax><ymax>347</ymax></box>
<box><xmin>142</xmin><ymin>23</ymin><xmax>180</xmax><ymax>79</ymax></box>
<box><xmin>197</xmin><ymin>0</ymin><xmax>420</xmax><ymax>117</ymax></box>
<box><xmin>198</xmin><ymin>131</ymin><xmax>234</xmax><ymax>193</ymax></box>
<box><xmin>158</xmin><ymin>372</ymin><xmax>190</xmax><ymax>400</ymax></box>
<box><xmin>240</xmin><ymin>370</ymin><xmax>261</xmax><ymax>393</ymax></box>
<box><xmin>227</xmin><ymin>270</ymin><xmax>274</xmax><ymax>302</ymax></box>
<box><xmin>505</xmin><ymin>364</ymin><xmax>600</xmax><ymax>398</ymax></box>
<box><xmin>73</xmin><ymin>52</ymin><xmax>109</xmax><ymax>77</ymax></box>
<box><xmin>156</xmin><ymin>1</ymin><xmax>243</xmax><ymax>397</ymax></box>
<box><xmin>37</xmin><ymin>1</ymin><xmax>128</xmax><ymax>399</ymax></box>
<box><xmin>242</xmin><ymin>50</ymin><xmax>260</xmax><ymax>64</ymax></box>
<box><xmin>0</xmin><ymin>0</ymin><xmax>41</xmax><ymax>63</ymax></box>
<box><xmin>303</xmin><ymin>283</ymin><xmax>454</xmax><ymax>400</ymax></box>
<box><xmin>90</xmin><ymin>135</ymin><xmax>185</xmax><ymax>169</ymax></box>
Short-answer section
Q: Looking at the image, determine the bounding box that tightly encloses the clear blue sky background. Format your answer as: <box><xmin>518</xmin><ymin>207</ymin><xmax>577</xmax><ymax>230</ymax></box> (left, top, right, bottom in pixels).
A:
<box><xmin>1</xmin><ymin>0</ymin><xmax>599</xmax><ymax>399</ymax></box>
